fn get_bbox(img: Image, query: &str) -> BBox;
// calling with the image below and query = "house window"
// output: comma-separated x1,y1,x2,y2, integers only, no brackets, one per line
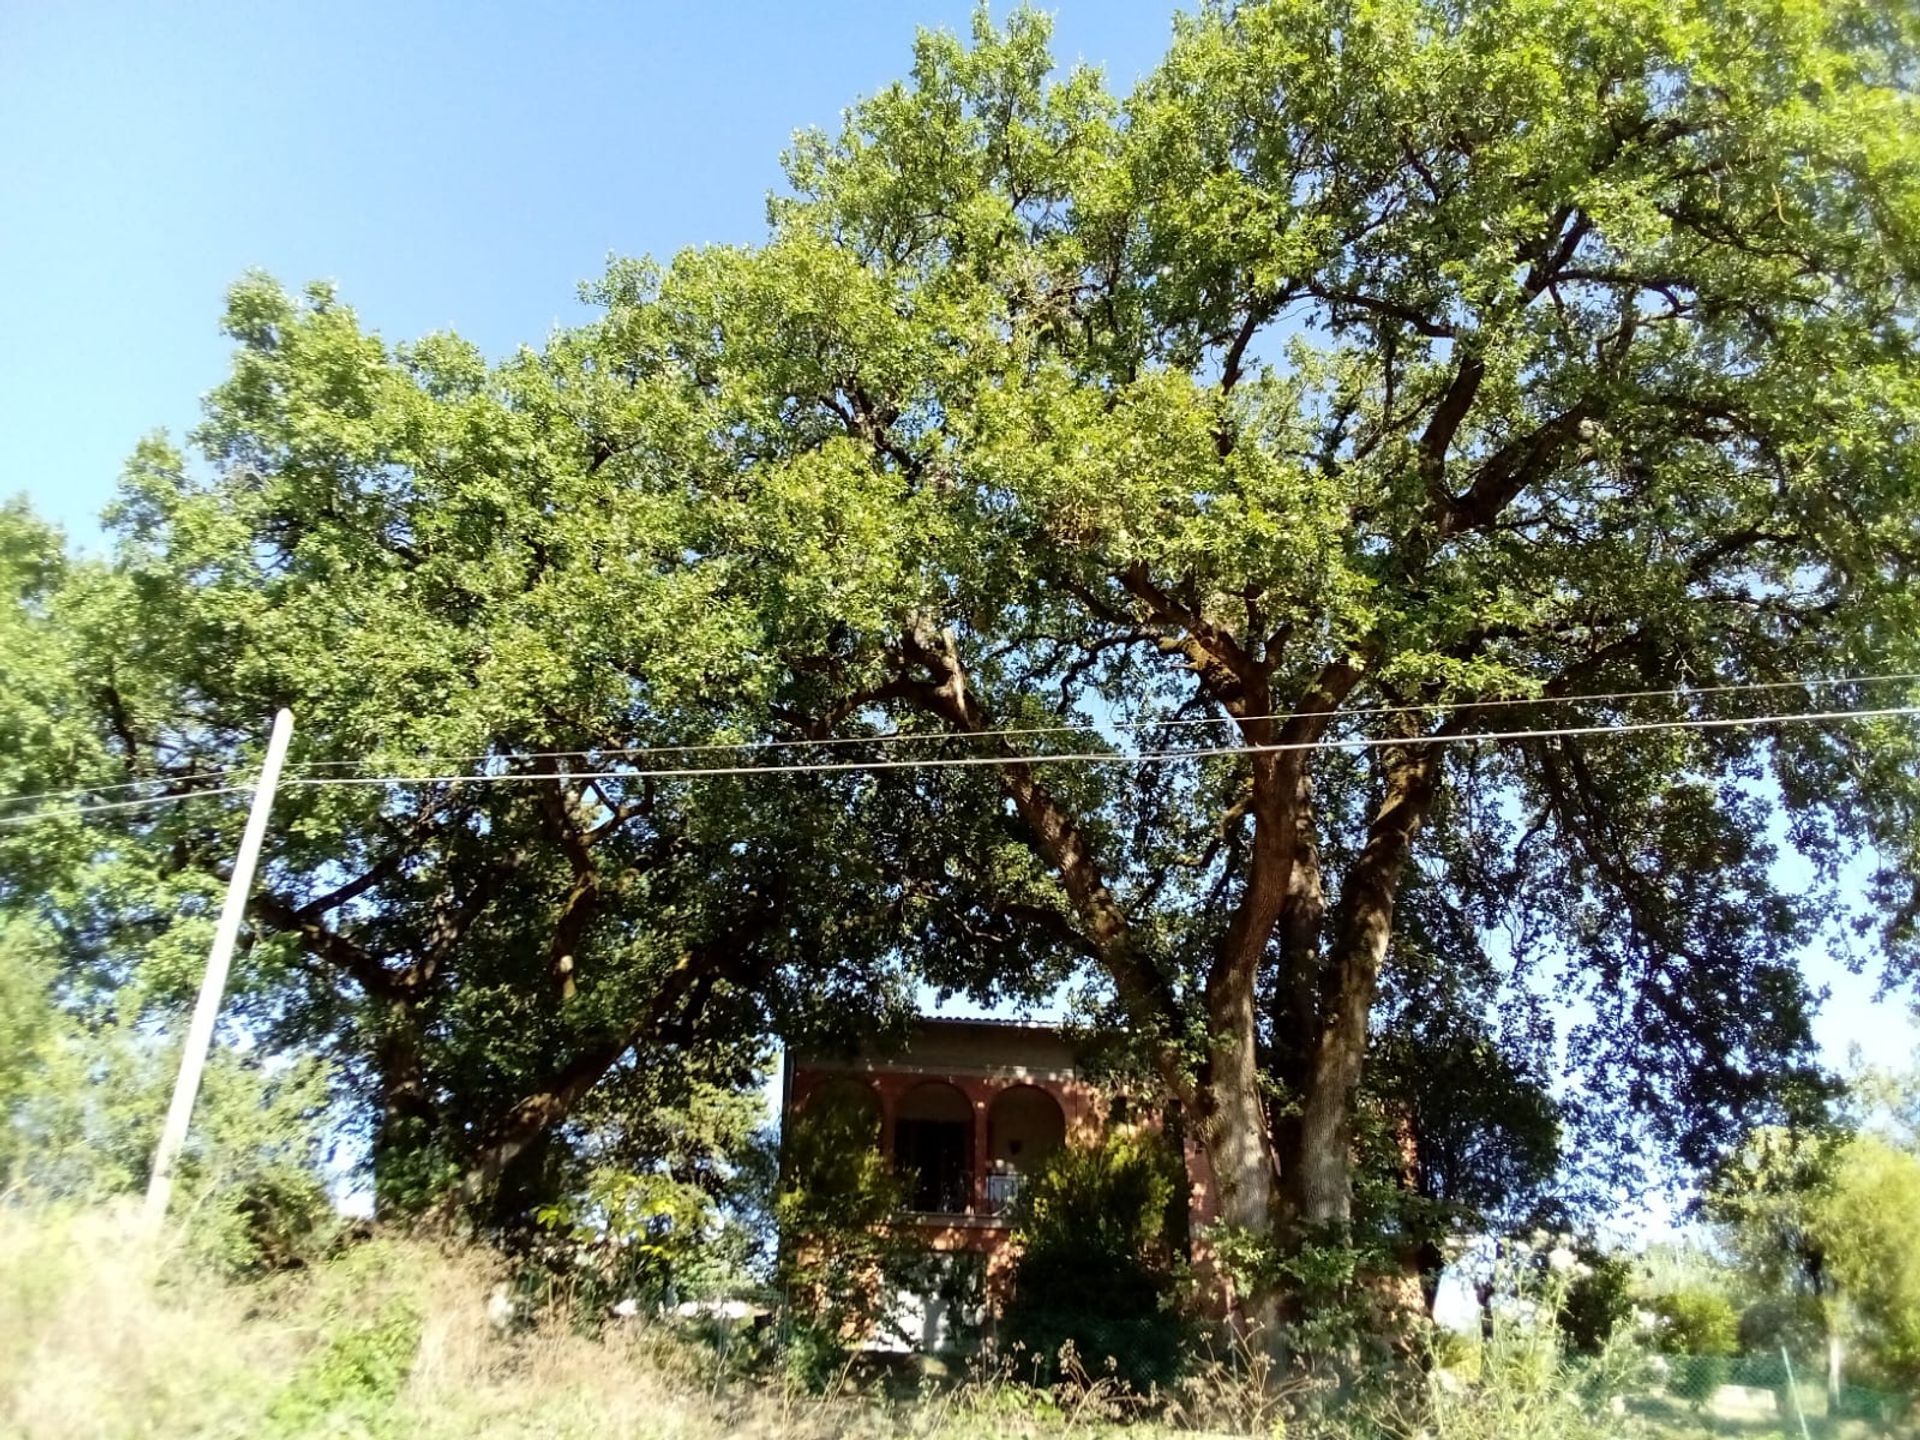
893,1080,972,1214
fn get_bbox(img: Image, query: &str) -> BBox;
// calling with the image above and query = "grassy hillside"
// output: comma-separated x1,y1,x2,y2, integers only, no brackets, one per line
3,1206,1910,1440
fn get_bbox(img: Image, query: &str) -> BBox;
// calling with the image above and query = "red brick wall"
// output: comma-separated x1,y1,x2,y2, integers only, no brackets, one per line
787,1055,1223,1302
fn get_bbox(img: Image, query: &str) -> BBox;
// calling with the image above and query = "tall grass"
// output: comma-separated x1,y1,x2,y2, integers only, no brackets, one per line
1,1205,741,1439
2,1203,1122,1439
11,1204,1906,1439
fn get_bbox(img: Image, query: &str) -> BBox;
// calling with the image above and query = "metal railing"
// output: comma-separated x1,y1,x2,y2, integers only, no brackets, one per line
985,1172,1024,1216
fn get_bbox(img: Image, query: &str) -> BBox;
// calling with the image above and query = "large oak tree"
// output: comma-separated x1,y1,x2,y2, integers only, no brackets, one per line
598,0,1919,1266
5,0,1918,1319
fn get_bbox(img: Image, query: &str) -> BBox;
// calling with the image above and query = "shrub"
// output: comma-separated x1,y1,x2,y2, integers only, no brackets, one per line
773,1084,913,1384
265,1292,422,1435
1737,1292,1825,1358
1000,1130,1190,1393
1555,1249,1634,1355
0,931,340,1281
531,1167,756,1318
1647,1287,1740,1357
1365,1246,1652,1440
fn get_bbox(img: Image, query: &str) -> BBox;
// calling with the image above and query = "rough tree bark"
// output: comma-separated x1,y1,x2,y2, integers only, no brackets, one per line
1287,744,1443,1227
892,615,1450,1296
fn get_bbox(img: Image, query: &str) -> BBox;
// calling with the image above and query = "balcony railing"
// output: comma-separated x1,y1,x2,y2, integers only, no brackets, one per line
984,1171,1024,1217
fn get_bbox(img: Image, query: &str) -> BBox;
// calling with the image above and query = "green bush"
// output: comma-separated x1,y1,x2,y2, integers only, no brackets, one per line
773,1085,913,1384
532,1167,756,1317
1647,1287,1740,1357
1737,1292,1825,1358
1555,1250,1633,1355
1390,1247,1653,1440
265,1294,422,1437
1001,1130,1190,1393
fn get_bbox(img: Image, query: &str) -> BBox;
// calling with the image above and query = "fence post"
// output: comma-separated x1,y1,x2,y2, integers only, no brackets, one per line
1780,1345,1813,1440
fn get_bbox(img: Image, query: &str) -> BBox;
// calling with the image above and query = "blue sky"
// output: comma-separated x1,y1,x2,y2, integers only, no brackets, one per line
0,0,1174,540
3,1,1913,1081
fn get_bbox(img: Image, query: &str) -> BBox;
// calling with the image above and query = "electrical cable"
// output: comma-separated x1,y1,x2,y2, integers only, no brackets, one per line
282,703,1920,788
4,699,1915,827
276,669,1920,774
0,768,246,808
0,785,255,828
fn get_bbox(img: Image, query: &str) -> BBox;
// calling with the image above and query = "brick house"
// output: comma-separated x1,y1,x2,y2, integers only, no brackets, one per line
782,1016,1217,1349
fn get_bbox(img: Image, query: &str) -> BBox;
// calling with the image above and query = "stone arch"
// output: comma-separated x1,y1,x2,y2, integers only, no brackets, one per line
799,1075,882,1139
893,1080,973,1214
986,1084,1065,1213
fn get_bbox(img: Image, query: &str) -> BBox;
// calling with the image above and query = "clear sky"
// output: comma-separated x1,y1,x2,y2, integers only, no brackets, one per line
0,1,1176,541
3,0,1912,1085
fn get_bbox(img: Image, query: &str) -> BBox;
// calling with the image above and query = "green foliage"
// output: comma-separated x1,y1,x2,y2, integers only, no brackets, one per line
1003,1131,1190,1392
1013,1129,1180,1267
1,914,338,1275
1555,1249,1634,1357
1711,1102,1920,1392
4,260,945,1227
524,1062,777,1315
1402,1245,1651,1440
1362,945,1563,1310
773,1085,913,1383
6,0,1920,1339
1811,1133,1920,1389
1646,1288,1740,1358
17,1194,1920,1438
265,1293,422,1438
534,1172,724,1310
1737,1292,1827,1357
1416,1329,1646,1440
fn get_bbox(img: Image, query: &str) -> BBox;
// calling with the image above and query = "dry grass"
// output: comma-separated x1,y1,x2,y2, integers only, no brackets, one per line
0,1204,723,1440
0,1204,1164,1440
30,1205,1891,1440
0,1203,291,1438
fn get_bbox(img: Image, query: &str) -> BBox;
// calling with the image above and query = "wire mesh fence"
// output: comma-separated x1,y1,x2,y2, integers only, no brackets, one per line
1633,1351,1910,1436
892,1316,1920,1439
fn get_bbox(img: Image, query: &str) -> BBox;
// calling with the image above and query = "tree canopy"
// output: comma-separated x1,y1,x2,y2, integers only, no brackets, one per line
1710,1073,1920,1393
3,0,1919,1324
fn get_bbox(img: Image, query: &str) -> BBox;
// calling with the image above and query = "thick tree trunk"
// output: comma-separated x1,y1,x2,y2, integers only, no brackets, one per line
1198,744,1296,1246
1199,993,1286,1341
897,624,1446,1330
1200,961,1278,1238
1291,1017,1367,1226
371,999,439,1217
1161,1099,1194,1263
1286,746,1441,1228
539,779,602,1004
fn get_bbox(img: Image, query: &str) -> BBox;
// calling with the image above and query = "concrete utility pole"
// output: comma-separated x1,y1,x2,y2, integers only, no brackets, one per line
142,708,295,1238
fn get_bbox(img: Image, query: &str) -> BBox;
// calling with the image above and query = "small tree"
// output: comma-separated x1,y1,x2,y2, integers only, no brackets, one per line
1555,1249,1635,1357
773,1087,911,1382
1647,1289,1740,1359
1711,1117,1920,1398
1002,1130,1189,1391
526,1063,775,1317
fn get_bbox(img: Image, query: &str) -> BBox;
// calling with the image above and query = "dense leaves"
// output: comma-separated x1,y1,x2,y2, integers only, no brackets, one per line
3,2,1918,1331
1003,1130,1191,1390
1711,1087,1920,1392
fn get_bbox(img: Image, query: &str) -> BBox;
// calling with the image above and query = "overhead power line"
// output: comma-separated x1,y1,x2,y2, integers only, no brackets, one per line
3,699,1916,830
11,672,1916,804
278,668,1920,775
278,704,1920,788
0,785,253,828
0,768,248,808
